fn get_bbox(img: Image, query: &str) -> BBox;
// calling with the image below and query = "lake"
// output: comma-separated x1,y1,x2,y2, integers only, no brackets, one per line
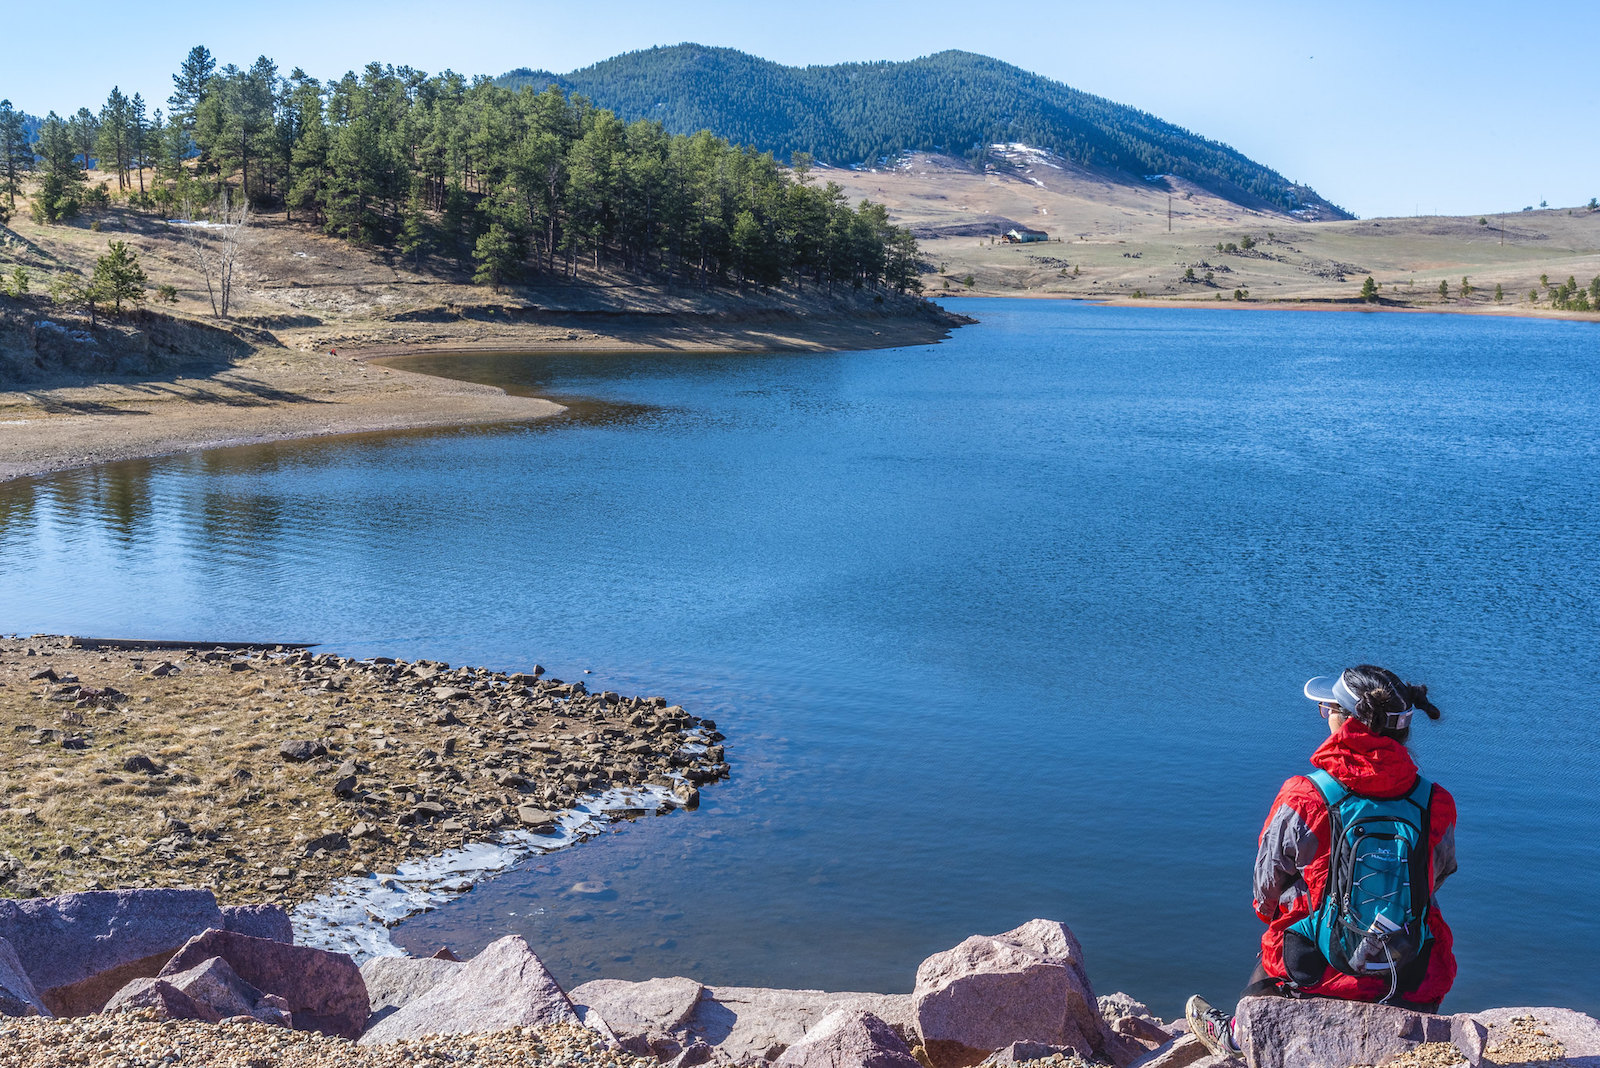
3,298,1597,1016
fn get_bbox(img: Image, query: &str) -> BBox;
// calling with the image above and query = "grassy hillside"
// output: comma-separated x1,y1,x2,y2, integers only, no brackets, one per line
499,45,1347,218
815,153,1600,311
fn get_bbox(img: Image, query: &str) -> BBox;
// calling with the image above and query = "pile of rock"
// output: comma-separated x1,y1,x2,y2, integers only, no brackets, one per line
2,891,1598,1068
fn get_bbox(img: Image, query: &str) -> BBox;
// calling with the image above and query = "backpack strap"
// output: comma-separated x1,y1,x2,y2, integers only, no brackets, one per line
1407,776,1435,920
1305,768,1347,807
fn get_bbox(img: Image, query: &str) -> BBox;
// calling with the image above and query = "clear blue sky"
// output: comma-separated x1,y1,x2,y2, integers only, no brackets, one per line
5,0,1594,220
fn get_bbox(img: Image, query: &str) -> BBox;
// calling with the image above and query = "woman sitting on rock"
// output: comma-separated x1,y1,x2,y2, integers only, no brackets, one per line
1186,665,1456,1058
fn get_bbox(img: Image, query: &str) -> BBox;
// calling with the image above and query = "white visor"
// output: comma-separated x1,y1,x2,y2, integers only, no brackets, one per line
1304,673,1414,730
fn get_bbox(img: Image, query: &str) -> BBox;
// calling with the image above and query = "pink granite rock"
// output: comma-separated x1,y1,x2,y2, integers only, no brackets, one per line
357,935,577,1044
219,904,293,944
571,975,705,1039
0,889,223,1016
1127,1034,1238,1068
912,919,1108,1068
103,977,217,1022
0,936,49,1018
1233,995,1485,1068
1472,1007,1600,1061
359,955,465,1026
773,1009,921,1068
159,929,366,1038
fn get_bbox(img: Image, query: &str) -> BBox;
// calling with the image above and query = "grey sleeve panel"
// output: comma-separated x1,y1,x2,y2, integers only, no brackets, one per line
1254,802,1319,919
1433,824,1458,890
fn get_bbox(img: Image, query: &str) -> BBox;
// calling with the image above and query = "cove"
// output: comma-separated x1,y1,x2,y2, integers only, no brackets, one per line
2,299,1597,1016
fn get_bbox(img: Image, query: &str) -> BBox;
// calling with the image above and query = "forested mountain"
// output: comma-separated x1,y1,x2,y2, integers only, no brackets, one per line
7,50,924,297
500,46,1347,217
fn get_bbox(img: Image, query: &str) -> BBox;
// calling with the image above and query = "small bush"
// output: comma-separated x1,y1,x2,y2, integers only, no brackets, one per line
1,266,28,298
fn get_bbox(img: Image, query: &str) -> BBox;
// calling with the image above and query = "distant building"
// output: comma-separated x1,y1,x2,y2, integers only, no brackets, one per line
1002,227,1049,243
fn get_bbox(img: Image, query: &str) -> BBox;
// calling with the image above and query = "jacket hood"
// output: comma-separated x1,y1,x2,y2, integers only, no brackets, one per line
1310,719,1420,797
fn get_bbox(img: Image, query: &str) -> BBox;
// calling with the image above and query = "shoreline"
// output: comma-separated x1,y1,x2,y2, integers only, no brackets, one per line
0,314,959,486
944,290,1600,322
0,635,728,909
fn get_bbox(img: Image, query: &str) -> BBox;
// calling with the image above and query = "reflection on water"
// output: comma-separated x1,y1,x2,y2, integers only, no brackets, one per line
3,302,1599,1016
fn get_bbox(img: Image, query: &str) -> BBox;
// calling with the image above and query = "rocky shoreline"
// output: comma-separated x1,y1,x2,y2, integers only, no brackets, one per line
0,635,728,907
0,894,1593,1068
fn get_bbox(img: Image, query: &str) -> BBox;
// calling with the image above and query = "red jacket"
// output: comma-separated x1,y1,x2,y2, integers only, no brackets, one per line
1253,720,1458,1003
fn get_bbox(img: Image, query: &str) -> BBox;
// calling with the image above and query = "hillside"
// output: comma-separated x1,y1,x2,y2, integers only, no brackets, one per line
812,149,1600,311
498,45,1347,218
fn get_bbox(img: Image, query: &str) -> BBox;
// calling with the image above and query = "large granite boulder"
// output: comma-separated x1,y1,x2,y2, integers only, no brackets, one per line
358,935,577,1045
0,936,49,1018
772,1009,921,1068
360,955,465,1026
0,889,223,1015
220,904,293,944
572,976,706,1056
1233,995,1487,1068
159,928,366,1038
570,978,914,1063
912,919,1108,1068
701,987,912,1063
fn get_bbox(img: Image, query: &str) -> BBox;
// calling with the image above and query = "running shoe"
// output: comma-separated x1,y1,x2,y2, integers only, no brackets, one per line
1185,993,1239,1056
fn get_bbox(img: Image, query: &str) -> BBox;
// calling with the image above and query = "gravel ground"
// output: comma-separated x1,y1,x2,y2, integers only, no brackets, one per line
0,1014,655,1068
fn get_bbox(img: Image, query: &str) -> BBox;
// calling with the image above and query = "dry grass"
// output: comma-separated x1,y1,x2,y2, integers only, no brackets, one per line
822,152,1600,315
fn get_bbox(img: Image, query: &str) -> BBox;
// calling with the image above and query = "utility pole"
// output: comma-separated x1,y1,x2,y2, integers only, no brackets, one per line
1168,194,1172,233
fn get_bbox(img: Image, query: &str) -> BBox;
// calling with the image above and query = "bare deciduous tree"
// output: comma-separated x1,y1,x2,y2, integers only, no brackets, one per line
181,190,251,318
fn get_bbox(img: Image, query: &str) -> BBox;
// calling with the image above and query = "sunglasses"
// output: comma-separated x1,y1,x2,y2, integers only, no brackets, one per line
1318,701,1346,719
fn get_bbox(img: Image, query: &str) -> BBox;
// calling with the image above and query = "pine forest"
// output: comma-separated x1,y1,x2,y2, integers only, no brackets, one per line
0,47,926,296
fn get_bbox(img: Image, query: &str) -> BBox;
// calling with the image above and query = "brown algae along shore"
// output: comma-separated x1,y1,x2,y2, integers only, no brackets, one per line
0,635,729,919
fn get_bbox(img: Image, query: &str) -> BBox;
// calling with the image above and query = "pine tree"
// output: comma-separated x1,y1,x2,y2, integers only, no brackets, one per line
472,222,519,287
168,45,216,140
0,100,30,210
96,86,133,191
1360,276,1378,302
92,240,148,313
71,107,99,171
31,112,87,222
129,94,149,199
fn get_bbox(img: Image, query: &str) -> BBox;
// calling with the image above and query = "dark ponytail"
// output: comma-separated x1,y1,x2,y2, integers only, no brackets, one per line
1343,664,1441,744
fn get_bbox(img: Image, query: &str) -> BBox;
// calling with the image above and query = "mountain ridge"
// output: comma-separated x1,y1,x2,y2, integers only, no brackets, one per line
498,45,1350,219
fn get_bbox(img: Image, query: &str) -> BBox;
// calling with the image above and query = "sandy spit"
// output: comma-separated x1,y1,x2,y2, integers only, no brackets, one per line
0,315,958,485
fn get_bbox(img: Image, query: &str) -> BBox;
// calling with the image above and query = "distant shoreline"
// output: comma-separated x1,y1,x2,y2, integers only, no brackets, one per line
942,291,1600,323
0,313,961,485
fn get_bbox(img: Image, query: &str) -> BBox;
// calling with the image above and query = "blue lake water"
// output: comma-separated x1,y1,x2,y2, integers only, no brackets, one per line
3,298,1598,1016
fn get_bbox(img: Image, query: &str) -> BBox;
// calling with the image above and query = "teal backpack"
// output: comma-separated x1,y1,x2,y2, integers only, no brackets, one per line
1289,769,1435,983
